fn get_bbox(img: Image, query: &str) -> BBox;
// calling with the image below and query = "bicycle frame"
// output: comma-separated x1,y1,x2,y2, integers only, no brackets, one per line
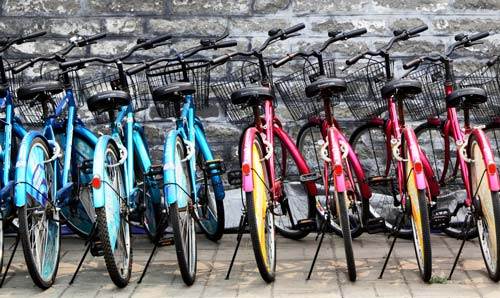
241,99,317,198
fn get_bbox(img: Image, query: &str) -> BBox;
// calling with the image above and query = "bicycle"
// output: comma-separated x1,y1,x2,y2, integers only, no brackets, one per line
59,34,172,287
10,32,107,289
211,23,319,283
272,27,379,281
126,36,236,285
346,25,437,282
404,32,500,281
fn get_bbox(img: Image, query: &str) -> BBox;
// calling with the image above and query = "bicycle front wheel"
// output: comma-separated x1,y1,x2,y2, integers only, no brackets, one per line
405,151,432,282
95,141,131,288
335,191,357,281
469,134,500,281
17,136,60,289
246,136,276,283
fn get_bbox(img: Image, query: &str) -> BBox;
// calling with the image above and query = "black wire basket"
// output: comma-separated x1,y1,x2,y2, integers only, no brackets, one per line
80,65,149,124
341,59,393,121
13,63,82,127
404,62,447,121
460,61,500,123
146,61,210,118
211,60,273,125
274,59,340,121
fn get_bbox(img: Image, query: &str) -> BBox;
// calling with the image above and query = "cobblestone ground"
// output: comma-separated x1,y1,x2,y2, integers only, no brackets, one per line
0,233,499,298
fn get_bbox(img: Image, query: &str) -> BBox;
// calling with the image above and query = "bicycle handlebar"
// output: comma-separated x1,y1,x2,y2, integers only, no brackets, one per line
346,25,428,66
273,27,367,68
0,31,47,53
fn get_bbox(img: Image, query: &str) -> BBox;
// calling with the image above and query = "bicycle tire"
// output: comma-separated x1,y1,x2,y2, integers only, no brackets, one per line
469,133,500,281
336,191,357,281
246,135,276,283
17,136,60,289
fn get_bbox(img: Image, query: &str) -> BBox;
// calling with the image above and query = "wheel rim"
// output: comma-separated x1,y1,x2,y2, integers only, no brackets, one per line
471,140,498,273
26,142,59,282
103,146,129,278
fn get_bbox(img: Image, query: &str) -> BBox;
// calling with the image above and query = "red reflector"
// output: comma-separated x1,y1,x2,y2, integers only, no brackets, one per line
91,175,102,189
488,163,497,175
242,163,251,176
414,161,423,174
334,164,343,176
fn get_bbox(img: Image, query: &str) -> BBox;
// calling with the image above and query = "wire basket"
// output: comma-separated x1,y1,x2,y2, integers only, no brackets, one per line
341,60,393,121
146,61,210,118
460,61,500,123
13,63,82,127
274,59,340,121
404,62,447,121
80,65,149,124
211,60,273,125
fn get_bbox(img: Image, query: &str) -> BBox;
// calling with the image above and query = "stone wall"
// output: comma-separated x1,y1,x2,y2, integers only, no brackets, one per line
0,0,499,170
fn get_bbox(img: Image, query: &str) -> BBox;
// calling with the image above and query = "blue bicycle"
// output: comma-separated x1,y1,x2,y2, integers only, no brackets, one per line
123,36,235,285
61,34,173,287
11,32,106,289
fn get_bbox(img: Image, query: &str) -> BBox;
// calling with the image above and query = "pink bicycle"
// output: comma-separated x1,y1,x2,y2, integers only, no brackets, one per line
404,32,500,281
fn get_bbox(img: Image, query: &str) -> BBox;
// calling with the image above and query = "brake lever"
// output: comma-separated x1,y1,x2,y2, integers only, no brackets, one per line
464,41,483,47
215,32,229,43
282,32,300,40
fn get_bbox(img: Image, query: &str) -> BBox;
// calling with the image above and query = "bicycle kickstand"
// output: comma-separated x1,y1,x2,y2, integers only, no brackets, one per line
0,234,20,288
448,213,472,280
69,222,97,285
379,212,406,279
226,211,247,280
138,243,159,284
307,221,326,280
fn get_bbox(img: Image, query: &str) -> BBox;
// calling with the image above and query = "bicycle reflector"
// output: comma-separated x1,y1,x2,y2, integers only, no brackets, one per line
242,163,251,176
333,164,343,176
414,161,423,174
91,175,102,189
488,162,497,175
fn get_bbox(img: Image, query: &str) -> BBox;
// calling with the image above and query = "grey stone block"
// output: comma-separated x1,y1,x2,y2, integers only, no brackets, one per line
171,0,250,15
2,0,81,16
88,0,164,14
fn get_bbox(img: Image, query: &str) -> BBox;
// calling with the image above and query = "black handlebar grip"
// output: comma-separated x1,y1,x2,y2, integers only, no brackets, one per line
346,53,365,65
214,40,237,49
126,63,148,75
60,58,92,69
284,23,305,35
343,28,368,39
273,53,297,68
22,31,47,41
408,25,428,36
403,58,421,70
84,33,106,44
145,34,172,47
487,56,499,67
12,60,33,73
469,31,489,42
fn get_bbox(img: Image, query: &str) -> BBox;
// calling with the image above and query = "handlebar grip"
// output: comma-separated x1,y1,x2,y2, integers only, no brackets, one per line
22,31,47,41
469,31,489,42
60,58,93,69
84,33,106,44
408,25,428,36
126,63,148,75
343,28,367,39
403,58,421,70
284,23,305,35
346,53,365,65
273,53,297,68
143,34,172,47
12,60,33,73
212,54,230,65
214,40,237,49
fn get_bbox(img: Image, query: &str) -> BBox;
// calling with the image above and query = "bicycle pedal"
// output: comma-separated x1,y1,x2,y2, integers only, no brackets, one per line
431,208,451,229
157,237,174,247
367,176,395,185
365,217,386,234
227,170,242,186
296,218,317,232
90,240,104,257
204,159,226,177
300,172,321,183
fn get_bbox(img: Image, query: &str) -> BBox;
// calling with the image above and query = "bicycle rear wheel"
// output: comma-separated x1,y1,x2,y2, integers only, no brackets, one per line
469,134,500,281
485,122,500,167
170,137,197,285
17,136,60,289
95,141,131,288
246,135,276,283
405,149,432,282
349,122,412,238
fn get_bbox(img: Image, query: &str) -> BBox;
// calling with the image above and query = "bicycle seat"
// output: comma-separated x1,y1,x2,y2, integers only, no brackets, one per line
0,84,7,98
445,87,487,109
305,77,347,98
152,81,195,103
16,80,64,102
231,86,274,106
381,79,422,99
87,90,131,112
